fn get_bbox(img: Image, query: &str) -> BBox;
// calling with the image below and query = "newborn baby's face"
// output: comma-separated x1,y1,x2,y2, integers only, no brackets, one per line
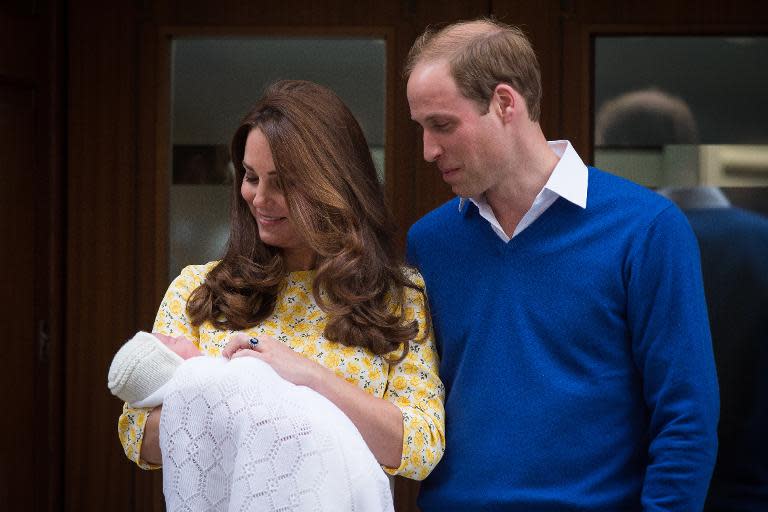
154,333,202,359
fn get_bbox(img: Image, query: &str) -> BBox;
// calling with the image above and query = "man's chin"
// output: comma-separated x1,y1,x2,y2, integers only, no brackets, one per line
449,182,470,197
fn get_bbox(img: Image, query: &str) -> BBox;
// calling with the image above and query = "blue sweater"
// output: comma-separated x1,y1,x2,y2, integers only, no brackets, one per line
407,168,719,511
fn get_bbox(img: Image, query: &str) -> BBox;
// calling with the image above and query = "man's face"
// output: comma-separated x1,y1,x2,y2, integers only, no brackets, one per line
407,60,508,198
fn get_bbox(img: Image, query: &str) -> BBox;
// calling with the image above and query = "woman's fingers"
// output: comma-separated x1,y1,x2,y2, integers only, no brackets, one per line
231,348,260,359
222,332,249,358
222,332,277,358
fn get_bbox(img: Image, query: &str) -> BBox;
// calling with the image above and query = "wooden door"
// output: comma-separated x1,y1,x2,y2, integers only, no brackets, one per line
0,78,40,511
67,1,491,511
0,2,63,510
67,1,768,511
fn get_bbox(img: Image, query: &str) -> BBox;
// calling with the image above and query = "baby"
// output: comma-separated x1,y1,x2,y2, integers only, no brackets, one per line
107,331,394,512
108,331,202,408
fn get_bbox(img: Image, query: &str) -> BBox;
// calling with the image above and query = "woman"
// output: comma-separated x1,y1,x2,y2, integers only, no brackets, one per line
118,80,445,485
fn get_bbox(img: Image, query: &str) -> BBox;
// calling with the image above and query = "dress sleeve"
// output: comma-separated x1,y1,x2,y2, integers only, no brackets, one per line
382,270,446,480
116,264,206,469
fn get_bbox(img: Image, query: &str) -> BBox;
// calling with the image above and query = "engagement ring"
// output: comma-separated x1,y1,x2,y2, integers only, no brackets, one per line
248,336,260,348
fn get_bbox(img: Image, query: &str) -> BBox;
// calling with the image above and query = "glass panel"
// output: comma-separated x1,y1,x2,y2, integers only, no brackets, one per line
169,37,386,279
593,36,768,191
593,36,768,507
595,36,768,146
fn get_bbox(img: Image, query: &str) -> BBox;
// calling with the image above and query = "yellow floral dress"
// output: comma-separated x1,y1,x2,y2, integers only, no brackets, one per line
118,262,445,480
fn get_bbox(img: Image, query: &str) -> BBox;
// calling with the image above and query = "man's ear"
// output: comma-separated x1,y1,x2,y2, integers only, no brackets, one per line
493,83,520,121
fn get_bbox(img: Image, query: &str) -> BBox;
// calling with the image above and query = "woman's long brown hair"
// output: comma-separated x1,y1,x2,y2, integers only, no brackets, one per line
187,80,421,360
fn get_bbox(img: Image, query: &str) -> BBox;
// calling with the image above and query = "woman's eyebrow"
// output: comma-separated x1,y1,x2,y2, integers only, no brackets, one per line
242,161,277,175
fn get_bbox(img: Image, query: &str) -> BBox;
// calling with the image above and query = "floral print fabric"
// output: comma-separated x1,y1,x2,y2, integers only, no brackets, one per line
118,262,445,480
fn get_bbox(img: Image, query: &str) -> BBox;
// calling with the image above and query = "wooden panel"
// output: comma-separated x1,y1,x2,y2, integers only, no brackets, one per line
403,2,493,227
66,1,141,510
131,20,167,511
0,2,64,510
0,12,40,82
0,83,38,509
38,2,66,509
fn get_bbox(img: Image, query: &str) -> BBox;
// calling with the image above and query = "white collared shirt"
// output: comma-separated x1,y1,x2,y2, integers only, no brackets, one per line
458,140,589,242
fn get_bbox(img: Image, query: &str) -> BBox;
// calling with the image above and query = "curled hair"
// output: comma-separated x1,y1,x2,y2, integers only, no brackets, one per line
187,80,422,360
405,18,542,121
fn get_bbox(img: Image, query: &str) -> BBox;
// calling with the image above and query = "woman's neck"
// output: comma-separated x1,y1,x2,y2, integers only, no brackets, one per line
282,247,316,272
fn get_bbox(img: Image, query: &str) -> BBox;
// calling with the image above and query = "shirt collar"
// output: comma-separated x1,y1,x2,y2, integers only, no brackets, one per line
458,140,588,212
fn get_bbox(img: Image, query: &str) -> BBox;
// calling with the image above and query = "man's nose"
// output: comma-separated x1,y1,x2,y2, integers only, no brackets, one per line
423,131,443,162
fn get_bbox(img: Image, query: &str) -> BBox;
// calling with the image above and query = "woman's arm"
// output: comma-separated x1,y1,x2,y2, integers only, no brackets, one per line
311,367,404,468
116,264,208,468
223,270,446,479
139,406,162,465
378,272,446,480
117,404,161,469
226,334,404,467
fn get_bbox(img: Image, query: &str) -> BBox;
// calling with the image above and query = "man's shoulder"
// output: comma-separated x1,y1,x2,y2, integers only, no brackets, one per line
588,166,674,217
587,168,707,266
408,197,462,237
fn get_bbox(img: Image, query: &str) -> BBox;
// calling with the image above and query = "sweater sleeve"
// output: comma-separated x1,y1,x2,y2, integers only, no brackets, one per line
117,264,207,469
382,270,446,480
626,205,719,511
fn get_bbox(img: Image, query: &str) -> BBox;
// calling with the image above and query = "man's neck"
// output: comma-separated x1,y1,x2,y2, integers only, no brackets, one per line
485,131,559,236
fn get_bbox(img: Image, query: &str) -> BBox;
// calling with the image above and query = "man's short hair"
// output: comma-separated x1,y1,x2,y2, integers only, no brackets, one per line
405,18,542,122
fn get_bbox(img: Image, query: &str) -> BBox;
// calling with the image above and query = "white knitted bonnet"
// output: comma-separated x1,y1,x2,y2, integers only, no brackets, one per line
107,331,184,405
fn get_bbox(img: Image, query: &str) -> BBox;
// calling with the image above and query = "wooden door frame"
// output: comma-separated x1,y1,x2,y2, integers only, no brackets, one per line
561,4,768,160
565,23,768,160
136,22,409,508
149,25,398,292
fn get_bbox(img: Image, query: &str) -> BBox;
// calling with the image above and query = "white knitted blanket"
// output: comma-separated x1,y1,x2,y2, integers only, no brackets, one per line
159,356,394,512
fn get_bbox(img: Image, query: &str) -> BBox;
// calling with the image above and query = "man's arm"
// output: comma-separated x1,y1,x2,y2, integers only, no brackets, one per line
628,205,719,511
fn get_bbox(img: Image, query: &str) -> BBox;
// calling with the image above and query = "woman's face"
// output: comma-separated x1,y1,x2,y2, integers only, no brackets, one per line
240,128,315,271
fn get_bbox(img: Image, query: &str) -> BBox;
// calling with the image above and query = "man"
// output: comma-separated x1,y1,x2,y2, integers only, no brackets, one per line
662,187,768,512
598,86,768,510
405,19,719,511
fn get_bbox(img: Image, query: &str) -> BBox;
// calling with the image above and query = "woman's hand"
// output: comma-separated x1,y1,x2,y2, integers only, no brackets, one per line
222,332,324,388
223,332,403,468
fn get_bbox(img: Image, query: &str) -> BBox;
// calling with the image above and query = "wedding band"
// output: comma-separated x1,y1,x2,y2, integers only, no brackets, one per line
248,336,260,348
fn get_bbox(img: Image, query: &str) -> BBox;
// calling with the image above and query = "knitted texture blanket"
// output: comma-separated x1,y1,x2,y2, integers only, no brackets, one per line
159,356,393,512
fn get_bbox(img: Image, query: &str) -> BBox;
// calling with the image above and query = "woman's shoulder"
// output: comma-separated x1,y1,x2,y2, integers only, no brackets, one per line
399,265,426,289
172,261,220,288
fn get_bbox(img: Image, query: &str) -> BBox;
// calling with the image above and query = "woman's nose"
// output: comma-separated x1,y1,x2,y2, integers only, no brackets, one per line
251,183,269,207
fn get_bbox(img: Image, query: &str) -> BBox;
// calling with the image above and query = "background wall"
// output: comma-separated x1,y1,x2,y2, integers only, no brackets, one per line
1,1,766,510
